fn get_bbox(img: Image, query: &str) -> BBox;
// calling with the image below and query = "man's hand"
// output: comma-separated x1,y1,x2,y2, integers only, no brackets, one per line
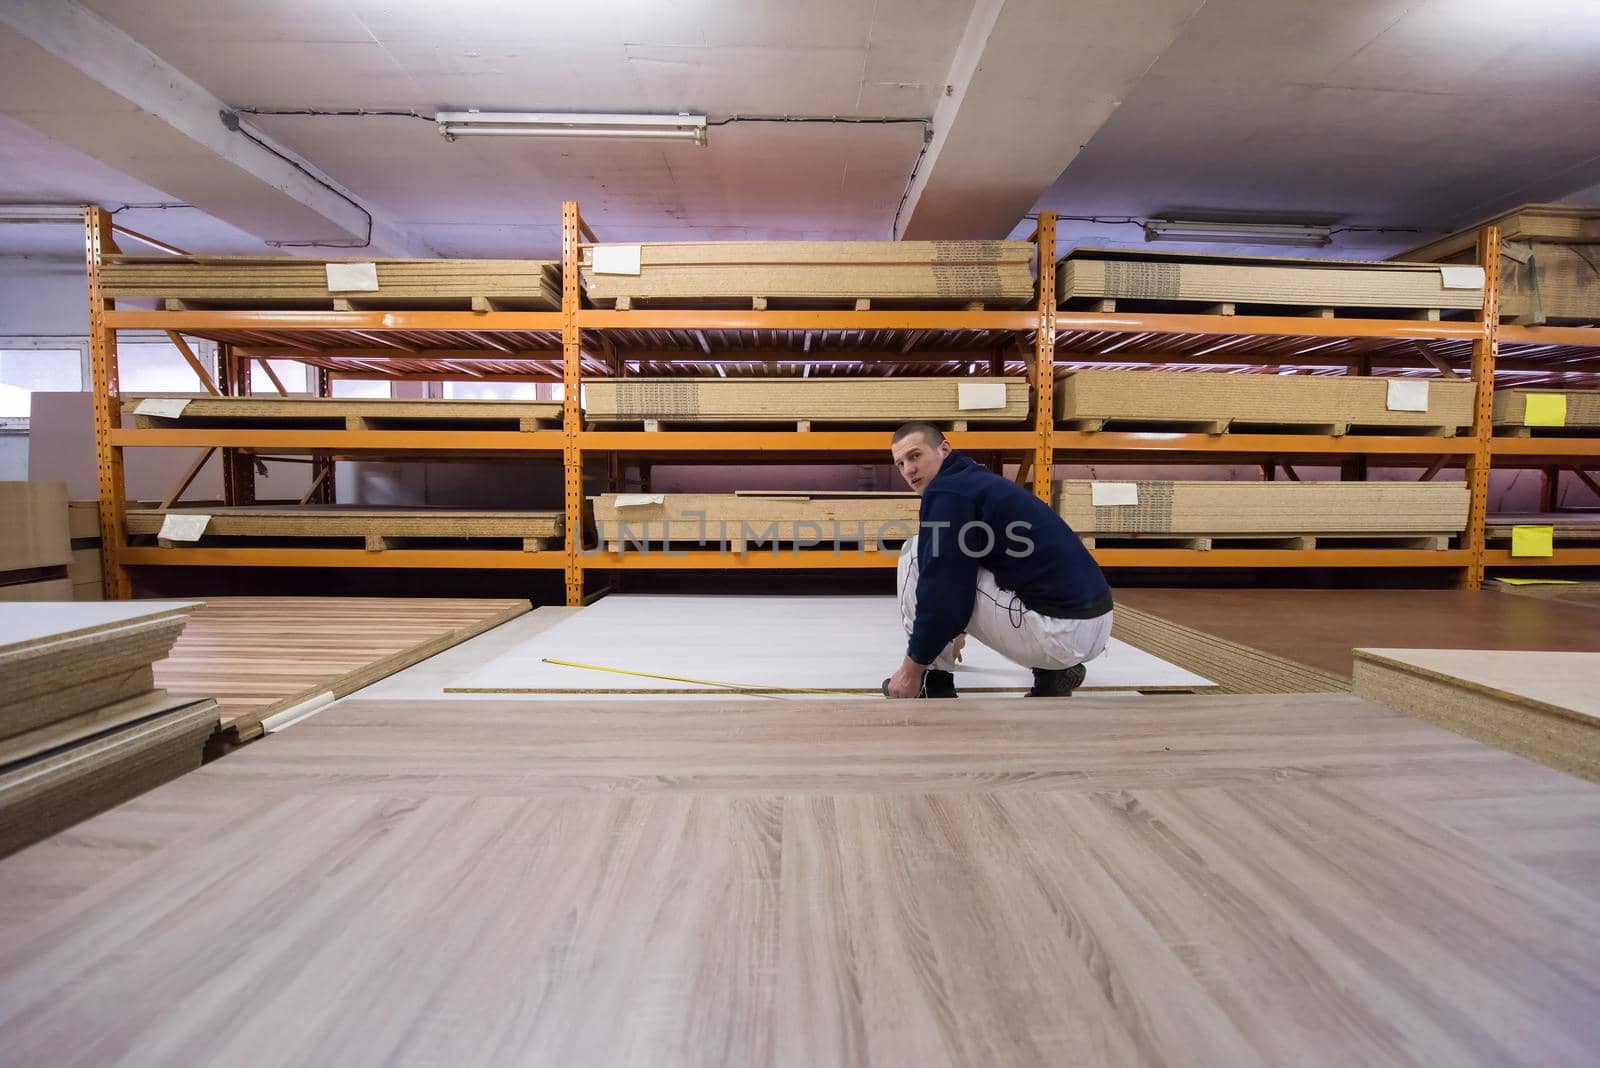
944,633,967,664
884,657,928,699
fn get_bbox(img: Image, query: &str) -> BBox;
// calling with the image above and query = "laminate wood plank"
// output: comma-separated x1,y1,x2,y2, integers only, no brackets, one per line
152,597,530,740
1112,588,1600,681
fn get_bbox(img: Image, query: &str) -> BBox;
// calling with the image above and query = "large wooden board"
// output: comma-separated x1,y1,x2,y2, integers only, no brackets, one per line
444,595,1211,695
152,597,530,742
0,482,70,575
581,240,1035,305
1493,387,1600,430
1353,649,1600,782
1,692,1597,1063
1111,588,1600,694
101,256,561,309
583,377,1029,424
1056,480,1468,537
593,493,918,548
126,506,563,542
1056,369,1476,431
123,395,563,430
1398,203,1600,263
1058,248,1484,310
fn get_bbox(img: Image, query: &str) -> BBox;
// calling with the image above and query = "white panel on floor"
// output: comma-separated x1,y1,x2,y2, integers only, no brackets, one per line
445,595,1211,694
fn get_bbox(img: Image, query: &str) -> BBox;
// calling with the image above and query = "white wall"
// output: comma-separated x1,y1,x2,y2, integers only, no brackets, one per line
0,257,88,478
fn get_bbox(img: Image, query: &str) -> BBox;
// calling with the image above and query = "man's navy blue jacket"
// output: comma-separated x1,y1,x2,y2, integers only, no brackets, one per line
907,450,1111,665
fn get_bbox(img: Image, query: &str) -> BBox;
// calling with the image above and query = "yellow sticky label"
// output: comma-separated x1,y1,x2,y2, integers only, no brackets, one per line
1523,393,1567,427
1510,525,1554,558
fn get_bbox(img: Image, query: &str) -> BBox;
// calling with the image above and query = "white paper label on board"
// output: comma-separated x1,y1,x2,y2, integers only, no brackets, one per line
325,262,379,292
158,513,211,542
133,397,190,418
612,494,665,508
957,382,1008,410
1386,379,1430,412
1091,482,1140,507
1438,265,1485,290
592,245,642,275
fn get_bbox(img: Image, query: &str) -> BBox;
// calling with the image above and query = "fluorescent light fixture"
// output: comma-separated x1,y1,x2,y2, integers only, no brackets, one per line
1143,219,1333,248
437,111,708,145
0,204,87,224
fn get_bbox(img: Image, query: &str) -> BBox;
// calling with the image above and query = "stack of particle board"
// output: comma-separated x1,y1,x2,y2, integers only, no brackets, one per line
1399,203,1600,323
1485,513,1600,544
100,256,561,310
1492,387,1600,432
1353,649,1600,783
1057,248,1485,313
0,482,72,601
1111,604,1349,695
583,377,1028,425
592,492,919,550
0,602,216,856
581,241,1035,306
125,505,563,549
68,502,103,600
122,395,563,431
1056,369,1475,432
1055,480,1469,543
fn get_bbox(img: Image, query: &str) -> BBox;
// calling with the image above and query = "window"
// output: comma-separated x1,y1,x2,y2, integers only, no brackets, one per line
250,358,311,394
331,378,392,398
0,347,83,418
119,341,216,393
443,380,541,400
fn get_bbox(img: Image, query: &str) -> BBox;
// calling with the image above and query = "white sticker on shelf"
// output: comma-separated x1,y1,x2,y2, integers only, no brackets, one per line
957,382,1008,410
158,513,211,542
1386,379,1430,412
1438,265,1485,290
133,398,190,419
613,494,665,508
1091,482,1140,507
325,262,379,292
591,245,642,275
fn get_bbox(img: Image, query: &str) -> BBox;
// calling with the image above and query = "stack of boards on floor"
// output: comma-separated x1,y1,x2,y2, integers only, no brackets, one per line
0,602,217,857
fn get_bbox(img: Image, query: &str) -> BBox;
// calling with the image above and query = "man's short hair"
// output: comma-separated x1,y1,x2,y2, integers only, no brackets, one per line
892,422,946,448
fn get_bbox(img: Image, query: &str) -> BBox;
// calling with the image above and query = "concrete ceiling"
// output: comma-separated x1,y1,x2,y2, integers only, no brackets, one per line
0,0,1598,262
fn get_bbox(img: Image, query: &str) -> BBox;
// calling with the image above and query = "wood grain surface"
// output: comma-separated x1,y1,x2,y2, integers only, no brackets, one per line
153,597,529,741
1,691,1597,1066
1113,588,1600,679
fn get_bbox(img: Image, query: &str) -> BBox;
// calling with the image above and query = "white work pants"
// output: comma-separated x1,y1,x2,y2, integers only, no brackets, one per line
897,535,1112,672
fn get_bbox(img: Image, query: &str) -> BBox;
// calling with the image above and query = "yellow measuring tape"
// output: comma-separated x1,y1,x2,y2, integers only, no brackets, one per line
540,657,867,698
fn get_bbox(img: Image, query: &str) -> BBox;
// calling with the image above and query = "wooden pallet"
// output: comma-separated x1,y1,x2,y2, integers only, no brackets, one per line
582,376,1030,427
1057,416,1460,437
604,295,1006,311
124,395,563,432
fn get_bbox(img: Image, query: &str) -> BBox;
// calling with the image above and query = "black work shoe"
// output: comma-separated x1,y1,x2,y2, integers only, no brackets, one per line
1028,663,1087,697
880,669,959,699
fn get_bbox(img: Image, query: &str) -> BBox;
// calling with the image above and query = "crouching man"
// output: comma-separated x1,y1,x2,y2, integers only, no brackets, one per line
883,422,1113,698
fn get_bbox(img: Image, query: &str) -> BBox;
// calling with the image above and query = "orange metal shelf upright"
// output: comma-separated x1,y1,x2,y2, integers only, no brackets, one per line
86,204,1600,602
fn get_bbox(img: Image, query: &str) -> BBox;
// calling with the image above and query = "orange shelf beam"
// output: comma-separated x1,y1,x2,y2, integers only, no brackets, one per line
1497,324,1600,348
578,309,1038,331
1491,437,1600,458
579,429,1035,452
118,547,568,569
1482,548,1600,567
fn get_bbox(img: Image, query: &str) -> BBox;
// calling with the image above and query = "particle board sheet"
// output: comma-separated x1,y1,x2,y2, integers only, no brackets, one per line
125,506,563,541
0,578,75,602
445,595,1210,695
0,482,70,573
3,693,1600,1064
592,493,918,546
1056,480,1469,536
1057,248,1484,310
1055,369,1475,431
153,597,530,742
122,394,563,429
0,603,196,738
1111,588,1600,694
0,697,216,858
1485,513,1600,541
100,256,561,308
1401,203,1600,262
581,240,1035,305
583,377,1029,423
1353,649,1600,783
1493,580,1600,611
1493,388,1600,429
